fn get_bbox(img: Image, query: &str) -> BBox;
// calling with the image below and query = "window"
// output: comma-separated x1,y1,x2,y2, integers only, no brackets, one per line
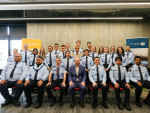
10,40,22,55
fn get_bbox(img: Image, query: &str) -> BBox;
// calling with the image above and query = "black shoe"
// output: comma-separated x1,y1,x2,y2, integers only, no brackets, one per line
58,100,63,106
79,100,85,108
64,92,68,96
136,102,142,107
92,101,97,109
50,98,56,107
35,102,42,109
70,101,75,109
144,99,150,106
13,101,20,107
25,101,32,108
124,102,131,111
1,100,12,107
102,101,108,109
118,102,123,110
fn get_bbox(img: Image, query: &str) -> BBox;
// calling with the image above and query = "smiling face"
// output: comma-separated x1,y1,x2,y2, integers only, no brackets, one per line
61,47,66,53
115,59,122,66
65,51,70,58
94,58,100,65
75,46,79,53
118,47,123,53
54,44,59,50
76,42,81,47
14,54,22,62
13,49,18,55
48,46,53,52
126,46,130,52
91,46,96,52
104,47,108,53
24,45,28,51
84,50,89,56
111,46,115,52
75,57,80,66
33,49,38,55
36,57,43,65
55,58,61,66
134,58,141,66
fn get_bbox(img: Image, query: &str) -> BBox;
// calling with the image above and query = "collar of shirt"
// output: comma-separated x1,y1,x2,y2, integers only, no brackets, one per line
115,65,122,68
93,64,100,68
135,64,142,68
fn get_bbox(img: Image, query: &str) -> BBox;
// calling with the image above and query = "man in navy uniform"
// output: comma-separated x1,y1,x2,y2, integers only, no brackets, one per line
69,57,86,108
0,53,28,107
128,56,150,107
109,56,131,111
24,56,49,109
89,57,108,109
46,57,67,107
20,44,32,65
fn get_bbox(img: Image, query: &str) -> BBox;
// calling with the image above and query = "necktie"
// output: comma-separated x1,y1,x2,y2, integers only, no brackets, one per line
118,66,121,84
34,70,38,81
105,54,107,65
63,53,65,58
92,53,94,60
77,52,78,55
97,66,99,83
25,51,27,63
55,50,57,54
10,62,18,78
32,55,36,66
49,53,52,67
138,67,143,81
127,52,129,63
86,56,88,69
112,52,114,65
66,58,69,71
57,67,59,81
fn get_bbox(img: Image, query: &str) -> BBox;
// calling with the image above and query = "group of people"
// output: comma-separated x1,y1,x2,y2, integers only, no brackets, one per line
0,40,150,111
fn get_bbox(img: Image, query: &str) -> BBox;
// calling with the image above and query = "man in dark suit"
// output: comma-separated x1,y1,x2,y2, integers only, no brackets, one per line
69,57,86,109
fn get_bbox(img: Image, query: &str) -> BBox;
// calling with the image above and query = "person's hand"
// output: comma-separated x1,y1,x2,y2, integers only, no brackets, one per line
127,64,129,66
81,81,85,86
125,83,130,89
49,67,52,71
115,83,120,88
69,81,74,86
137,81,142,86
17,79,22,84
67,72,69,74
101,82,106,86
24,80,30,86
86,69,89,72
92,82,98,87
105,68,109,71
37,80,43,86
46,82,51,86
0,80,7,84
61,82,66,87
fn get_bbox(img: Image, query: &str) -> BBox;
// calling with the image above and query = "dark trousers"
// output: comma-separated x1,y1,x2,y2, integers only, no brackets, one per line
69,81,86,101
45,80,66,101
24,79,46,103
112,81,130,103
90,81,107,102
0,81,24,102
126,64,134,71
86,72,90,93
65,73,69,94
130,80,150,102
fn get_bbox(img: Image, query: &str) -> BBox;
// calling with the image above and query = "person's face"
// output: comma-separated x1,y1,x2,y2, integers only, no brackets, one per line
33,49,38,55
84,51,89,56
75,58,80,66
76,42,80,47
61,47,66,53
126,46,130,52
91,46,95,52
104,48,108,53
24,45,28,51
111,47,115,52
48,47,53,52
100,47,103,52
14,54,22,62
36,58,43,65
94,58,100,65
66,44,70,49
118,47,122,53
13,49,18,55
65,52,70,58
75,47,79,53
40,48,44,53
115,59,122,66
135,58,141,66
54,45,59,50
55,58,61,66
87,43,91,48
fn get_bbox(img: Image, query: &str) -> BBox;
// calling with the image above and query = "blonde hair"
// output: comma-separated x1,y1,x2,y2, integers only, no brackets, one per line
104,47,109,53
91,45,97,52
110,46,116,54
76,40,81,44
39,46,46,60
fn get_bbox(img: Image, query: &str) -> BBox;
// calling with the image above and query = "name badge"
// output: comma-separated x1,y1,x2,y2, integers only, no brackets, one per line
92,69,95,70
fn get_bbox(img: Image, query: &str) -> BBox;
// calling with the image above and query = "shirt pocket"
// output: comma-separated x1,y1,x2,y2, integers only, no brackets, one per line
134,71,139,76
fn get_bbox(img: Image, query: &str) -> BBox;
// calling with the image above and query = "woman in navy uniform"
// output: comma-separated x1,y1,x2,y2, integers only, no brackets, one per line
98,46,104,58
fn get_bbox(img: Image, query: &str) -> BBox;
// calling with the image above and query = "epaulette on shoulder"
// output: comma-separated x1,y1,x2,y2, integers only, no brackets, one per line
129,65,133,68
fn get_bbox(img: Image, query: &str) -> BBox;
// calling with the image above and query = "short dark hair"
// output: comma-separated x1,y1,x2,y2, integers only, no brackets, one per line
87,42,91,45
54,43,59,46
84,49,89,53
36,56,43,60
76,40,81,44
61,45,66,48
134,56,141,60
94,56,99,60
115,56,122,61
65,50,70,54
48,46,53,49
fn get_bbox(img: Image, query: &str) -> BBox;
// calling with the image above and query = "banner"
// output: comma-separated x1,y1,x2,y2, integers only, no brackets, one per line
22,38,41,51
126,37,149,67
